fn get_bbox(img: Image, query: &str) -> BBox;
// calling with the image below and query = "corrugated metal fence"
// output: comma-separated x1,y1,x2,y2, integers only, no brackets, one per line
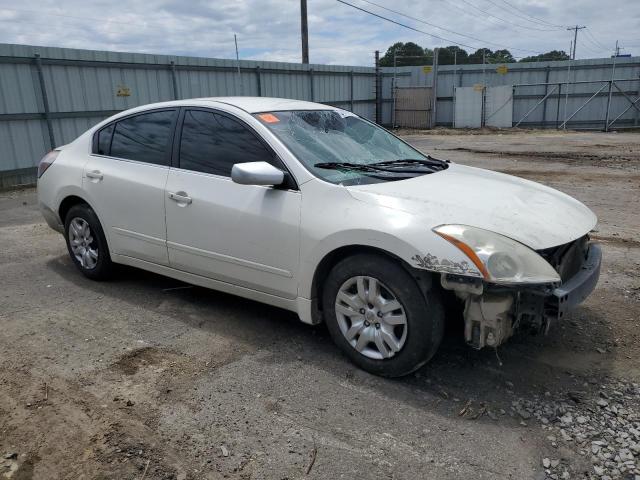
2,43,640,189
383,57,640,129
0,43,380,188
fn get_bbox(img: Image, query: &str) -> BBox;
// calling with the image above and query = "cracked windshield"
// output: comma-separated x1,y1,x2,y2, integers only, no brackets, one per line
255,110,447,185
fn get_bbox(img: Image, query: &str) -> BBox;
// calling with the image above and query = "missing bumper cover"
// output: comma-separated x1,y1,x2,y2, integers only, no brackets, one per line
439,242,602,350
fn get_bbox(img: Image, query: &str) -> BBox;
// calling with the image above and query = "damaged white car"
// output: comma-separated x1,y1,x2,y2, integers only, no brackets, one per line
37,97,601,377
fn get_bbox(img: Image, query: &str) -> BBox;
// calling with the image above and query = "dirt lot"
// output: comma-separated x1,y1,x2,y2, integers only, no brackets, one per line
1,130,639,480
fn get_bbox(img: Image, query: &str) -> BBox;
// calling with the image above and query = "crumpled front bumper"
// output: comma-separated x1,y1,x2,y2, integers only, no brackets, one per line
547,243,602,320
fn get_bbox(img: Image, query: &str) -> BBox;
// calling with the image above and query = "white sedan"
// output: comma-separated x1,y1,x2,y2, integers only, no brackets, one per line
37,97,601,377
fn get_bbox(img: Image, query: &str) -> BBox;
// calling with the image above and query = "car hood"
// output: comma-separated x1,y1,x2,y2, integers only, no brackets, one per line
346,163,597,250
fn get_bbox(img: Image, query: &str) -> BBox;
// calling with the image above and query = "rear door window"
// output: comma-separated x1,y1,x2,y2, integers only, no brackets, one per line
109,110,176,165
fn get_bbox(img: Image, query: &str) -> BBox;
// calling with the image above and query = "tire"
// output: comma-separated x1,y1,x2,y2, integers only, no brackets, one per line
64,203,113,280
322,253,444,377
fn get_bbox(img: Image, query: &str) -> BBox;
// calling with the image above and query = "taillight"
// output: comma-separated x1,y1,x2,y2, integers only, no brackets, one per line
37,150,60,178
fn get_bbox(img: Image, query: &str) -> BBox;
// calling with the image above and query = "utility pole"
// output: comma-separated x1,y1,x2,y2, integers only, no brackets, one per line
482,49,486,87
431,48,439,129
481,49,486,127
374,50,382,124
567,25,586,60
300,0,309,64
453,49,457,99
234,34,243,95
392,47,397,128
562,40,572,129
605,40,619,131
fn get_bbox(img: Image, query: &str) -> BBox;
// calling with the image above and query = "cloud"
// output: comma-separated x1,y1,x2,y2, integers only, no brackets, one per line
0,0,636,65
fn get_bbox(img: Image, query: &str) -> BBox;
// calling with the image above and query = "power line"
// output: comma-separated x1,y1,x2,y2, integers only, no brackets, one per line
583,28,609,51
581,33,610,54
482,0,564,29
335,0,478,50
492,0,566,29
440,0,543,36
356,0,542,54
441,0,500,25
455,0,561,32
579,40,606,56
337,0,555,60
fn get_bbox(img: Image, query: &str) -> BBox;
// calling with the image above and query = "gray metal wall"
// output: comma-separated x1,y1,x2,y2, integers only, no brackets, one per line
382,57,640,129
3,42,639,189
0,43,378,187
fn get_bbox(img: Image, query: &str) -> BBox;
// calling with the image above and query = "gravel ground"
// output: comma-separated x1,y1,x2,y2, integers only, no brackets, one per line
1,129,639,480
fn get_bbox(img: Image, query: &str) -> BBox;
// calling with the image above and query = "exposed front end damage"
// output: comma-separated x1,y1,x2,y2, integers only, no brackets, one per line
438,237,602,350
440,275,548,349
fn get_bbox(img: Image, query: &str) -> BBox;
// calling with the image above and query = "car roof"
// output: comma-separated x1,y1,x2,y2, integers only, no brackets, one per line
88,96,342,142
202,97,334,113
88,97,343,137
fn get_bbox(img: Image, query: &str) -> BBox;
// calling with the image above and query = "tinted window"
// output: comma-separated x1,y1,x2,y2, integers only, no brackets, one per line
110,110,175,165
179,110,273,176
96,124,114,155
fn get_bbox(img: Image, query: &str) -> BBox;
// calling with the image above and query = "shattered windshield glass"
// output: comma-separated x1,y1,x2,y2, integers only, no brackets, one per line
254,110,446,185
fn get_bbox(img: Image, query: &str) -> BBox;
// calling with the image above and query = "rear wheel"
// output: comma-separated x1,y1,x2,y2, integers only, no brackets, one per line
322,253,444,377
64,204,113,280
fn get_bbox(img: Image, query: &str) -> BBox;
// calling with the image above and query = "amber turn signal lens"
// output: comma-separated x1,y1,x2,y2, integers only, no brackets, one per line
434,230,490,279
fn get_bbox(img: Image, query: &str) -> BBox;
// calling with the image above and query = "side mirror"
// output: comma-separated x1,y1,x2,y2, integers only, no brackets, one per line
231,161,285,186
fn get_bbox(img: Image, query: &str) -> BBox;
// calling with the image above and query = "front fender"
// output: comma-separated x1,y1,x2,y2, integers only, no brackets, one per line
297,180,482,299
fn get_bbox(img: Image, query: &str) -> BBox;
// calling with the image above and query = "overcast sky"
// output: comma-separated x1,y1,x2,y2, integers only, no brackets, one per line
0,0,638,66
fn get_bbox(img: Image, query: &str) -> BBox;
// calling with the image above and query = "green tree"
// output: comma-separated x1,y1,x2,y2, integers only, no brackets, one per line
379,42,527,66
379,42,432,66
519,50,570,62
423,47,434,63
437,46,469,65
464,48,515,64
467,48,492,64
491,49,515,63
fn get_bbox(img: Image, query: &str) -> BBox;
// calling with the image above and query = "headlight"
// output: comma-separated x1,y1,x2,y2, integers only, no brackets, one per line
433,224,560,284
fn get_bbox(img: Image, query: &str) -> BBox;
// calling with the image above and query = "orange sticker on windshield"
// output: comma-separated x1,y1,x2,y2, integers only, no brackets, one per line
258,113,280,123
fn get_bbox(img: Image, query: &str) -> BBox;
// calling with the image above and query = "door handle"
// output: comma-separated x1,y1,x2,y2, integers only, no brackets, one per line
86,170,103,181
168,191,193,205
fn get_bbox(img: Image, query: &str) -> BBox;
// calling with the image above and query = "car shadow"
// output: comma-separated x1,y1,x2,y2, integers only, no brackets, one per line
46,255,616,418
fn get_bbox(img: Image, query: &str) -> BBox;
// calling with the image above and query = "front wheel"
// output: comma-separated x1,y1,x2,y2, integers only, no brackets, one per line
322,254,444,377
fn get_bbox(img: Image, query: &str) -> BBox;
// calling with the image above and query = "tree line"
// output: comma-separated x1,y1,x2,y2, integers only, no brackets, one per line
379,42,570,66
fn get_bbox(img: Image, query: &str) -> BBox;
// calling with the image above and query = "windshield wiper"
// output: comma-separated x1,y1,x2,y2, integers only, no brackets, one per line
314,162,415,179
372,157,448,171
315,161,380,172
